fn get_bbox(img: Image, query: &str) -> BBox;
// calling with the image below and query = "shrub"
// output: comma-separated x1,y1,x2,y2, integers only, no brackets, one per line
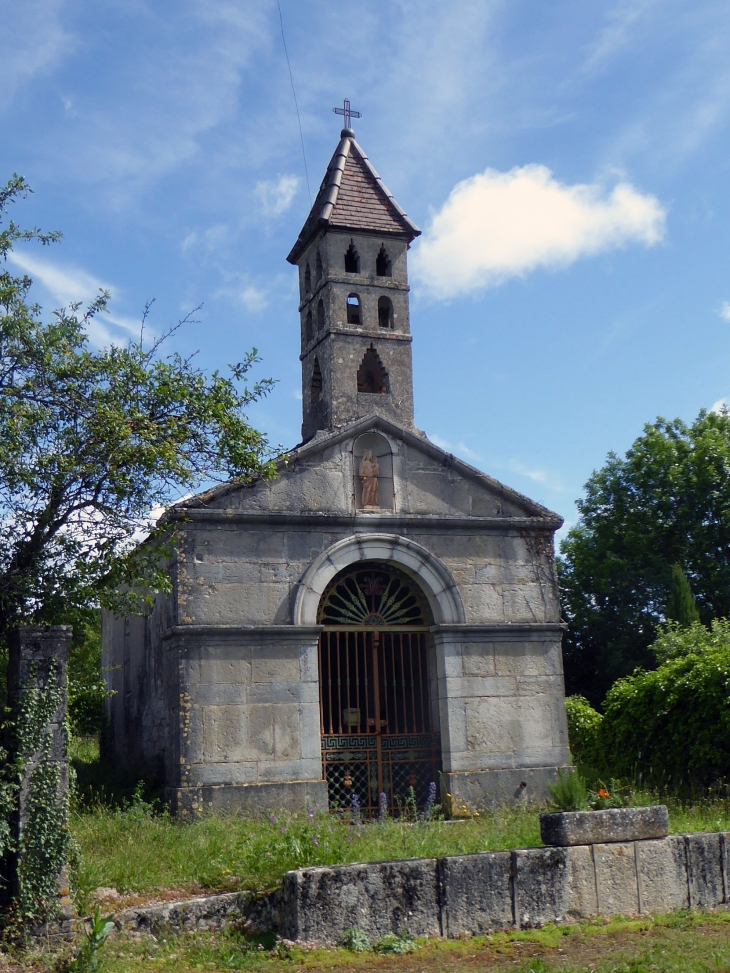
547,769,589,811
599,621,730,789
565,695,603,768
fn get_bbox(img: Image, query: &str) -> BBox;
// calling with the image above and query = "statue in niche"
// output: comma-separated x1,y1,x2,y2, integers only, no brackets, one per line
359,450,380,507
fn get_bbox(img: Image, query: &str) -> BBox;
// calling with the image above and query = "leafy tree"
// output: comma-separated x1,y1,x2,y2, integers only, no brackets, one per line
0,174,277,637
559,408,730,704
666,563,700,627
598,620,730,790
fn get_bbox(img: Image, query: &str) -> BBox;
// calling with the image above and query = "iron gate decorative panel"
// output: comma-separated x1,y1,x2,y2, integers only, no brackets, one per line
318,564,441,817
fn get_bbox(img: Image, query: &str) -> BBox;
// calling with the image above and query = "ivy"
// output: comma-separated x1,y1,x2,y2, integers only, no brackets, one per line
0,660,70,924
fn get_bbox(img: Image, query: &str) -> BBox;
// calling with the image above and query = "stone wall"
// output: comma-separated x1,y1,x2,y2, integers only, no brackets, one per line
274,831,730,944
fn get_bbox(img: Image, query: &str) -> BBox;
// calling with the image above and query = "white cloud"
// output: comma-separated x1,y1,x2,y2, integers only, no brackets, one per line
239,285,268,313
0,0,74,113
719,302,730,322
429,434,481,462
255,175,300,217
7,251,141,345
412,164,667,298
711,398,730,414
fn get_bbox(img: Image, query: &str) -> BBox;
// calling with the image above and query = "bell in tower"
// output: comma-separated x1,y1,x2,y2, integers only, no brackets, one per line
287,123,421,442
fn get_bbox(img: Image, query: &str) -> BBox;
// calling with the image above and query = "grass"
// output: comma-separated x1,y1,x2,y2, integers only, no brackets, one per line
15,910,730,973
67,736,730,917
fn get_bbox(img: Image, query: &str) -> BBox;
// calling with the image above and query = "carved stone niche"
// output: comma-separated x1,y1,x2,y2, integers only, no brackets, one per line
353,432,394,511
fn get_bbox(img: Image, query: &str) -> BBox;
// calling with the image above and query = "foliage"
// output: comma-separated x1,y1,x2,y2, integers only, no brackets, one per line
0,174,276,636
68,798,542,908
598,623,730,790
339,928,371,952
373,932,418,954
666,564,700,627
564,695,603,768
60,905,115,972
0,660,71,923
558,408,730,703
547,769,589,811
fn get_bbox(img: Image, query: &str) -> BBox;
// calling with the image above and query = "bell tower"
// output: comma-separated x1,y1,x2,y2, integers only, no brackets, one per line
287,125,421,442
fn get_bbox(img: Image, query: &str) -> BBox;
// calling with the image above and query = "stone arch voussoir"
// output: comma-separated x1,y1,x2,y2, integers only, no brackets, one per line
293,533,465,626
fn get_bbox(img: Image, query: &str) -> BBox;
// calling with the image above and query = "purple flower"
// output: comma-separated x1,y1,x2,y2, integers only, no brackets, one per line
280,825,286,834
350,791,361,826
312,837,320,847
269,813,276,825
378,791,388,822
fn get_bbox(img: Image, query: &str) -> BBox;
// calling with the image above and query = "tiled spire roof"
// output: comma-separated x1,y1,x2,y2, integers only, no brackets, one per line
287,129,420,264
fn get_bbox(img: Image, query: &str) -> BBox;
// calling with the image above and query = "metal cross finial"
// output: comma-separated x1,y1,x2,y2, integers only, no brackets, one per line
333,98,361,130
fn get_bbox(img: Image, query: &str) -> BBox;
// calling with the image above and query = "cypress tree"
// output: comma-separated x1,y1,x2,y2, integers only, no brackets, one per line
666,564,700,626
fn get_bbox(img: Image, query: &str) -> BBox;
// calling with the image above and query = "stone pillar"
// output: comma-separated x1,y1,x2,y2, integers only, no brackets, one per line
2,626,72,920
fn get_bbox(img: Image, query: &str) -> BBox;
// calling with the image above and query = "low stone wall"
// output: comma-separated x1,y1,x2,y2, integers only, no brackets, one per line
275,831,730,943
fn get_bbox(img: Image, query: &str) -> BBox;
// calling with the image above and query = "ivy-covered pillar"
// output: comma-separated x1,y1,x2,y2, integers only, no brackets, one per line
2,626,72,923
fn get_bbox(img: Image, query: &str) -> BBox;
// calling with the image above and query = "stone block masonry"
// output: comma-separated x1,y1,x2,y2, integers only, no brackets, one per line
2,626,72,919
273,831,730,944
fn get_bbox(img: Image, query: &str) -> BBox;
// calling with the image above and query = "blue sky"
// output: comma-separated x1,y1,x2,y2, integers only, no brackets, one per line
2,0,730,537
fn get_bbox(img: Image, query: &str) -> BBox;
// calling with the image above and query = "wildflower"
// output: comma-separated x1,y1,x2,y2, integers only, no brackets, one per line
347,837,352,843
327,827,333,835
598,788,610,799
280,825,286,834
378,791,388,823
351,791,362,826
269,813,276,825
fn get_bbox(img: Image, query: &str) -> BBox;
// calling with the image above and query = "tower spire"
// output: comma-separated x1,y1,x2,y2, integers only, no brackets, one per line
289,128,420,442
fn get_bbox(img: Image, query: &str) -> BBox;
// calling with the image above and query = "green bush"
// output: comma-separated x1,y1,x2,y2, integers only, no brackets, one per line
547,769,589,811
565,695,603,767
598,621,730,789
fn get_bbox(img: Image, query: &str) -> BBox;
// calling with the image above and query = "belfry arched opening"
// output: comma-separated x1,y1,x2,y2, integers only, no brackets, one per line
317,562,441,817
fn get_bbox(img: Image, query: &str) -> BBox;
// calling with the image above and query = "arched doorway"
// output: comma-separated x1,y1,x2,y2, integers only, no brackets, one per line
317,561,442,817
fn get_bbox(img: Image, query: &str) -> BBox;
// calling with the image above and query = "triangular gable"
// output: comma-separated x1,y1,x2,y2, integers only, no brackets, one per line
169,414,562,526
287,136,420,264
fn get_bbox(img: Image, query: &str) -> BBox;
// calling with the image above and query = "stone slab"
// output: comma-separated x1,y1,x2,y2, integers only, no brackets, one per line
166,780,329,817
441,851,513,935
279,858,441,944
635,836,689,913
541,806,668,847
512,845,598,928
594,842,639,915
512,847,570,928
686,832,725,908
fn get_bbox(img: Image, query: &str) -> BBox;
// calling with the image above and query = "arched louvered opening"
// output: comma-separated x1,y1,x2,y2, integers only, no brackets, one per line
378,296,393,329
316,250,323,279
376,245,392,277
346,293,361,325
344,240,360,274
317,299,325,332
305,309,313,342
304,263,311,292
357,345,389,394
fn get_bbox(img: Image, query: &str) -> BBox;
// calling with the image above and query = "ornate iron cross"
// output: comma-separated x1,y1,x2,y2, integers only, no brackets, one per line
333,98,361,129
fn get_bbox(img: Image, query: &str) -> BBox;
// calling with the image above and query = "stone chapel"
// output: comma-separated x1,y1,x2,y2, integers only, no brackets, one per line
102,125,571,817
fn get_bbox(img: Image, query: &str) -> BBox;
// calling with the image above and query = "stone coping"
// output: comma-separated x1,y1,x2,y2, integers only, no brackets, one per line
540,805,669,846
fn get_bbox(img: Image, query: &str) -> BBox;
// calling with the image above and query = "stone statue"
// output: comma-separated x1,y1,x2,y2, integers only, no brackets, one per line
359,450,380,507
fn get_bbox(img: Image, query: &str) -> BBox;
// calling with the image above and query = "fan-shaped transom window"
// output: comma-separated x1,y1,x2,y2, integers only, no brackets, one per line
318,563,428,626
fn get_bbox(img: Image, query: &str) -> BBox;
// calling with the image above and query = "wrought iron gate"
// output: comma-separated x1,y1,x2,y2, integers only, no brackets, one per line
318,564,441,817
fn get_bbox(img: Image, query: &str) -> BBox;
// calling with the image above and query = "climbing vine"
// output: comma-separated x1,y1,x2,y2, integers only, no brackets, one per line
0,660,70,924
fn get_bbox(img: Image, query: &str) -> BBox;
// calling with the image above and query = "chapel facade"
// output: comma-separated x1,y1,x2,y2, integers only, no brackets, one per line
102,125,571,817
